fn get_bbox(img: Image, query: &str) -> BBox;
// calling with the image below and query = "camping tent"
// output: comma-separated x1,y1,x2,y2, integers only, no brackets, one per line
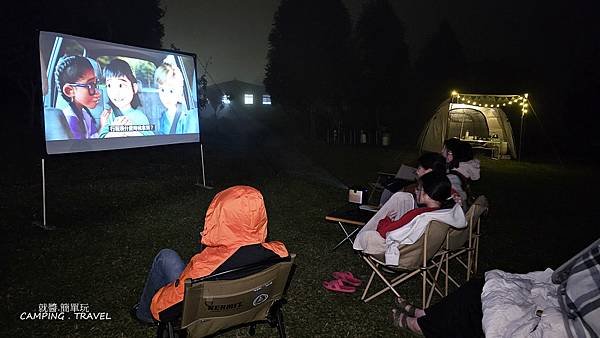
418,93,528,159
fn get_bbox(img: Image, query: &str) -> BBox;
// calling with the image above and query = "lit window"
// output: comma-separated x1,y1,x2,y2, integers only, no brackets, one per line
262,95,271,105
244,94,253,105
221,94,231,105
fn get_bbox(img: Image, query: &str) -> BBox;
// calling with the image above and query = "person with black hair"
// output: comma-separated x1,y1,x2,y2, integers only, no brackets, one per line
441,138,480,208
354,171,466,258
99,59,153,138
379,152,448,206
53,55,109,139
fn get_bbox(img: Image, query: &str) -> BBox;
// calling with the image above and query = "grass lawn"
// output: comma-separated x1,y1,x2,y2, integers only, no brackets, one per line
1,140,598,337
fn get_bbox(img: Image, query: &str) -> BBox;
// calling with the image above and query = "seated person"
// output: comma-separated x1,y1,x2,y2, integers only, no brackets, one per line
441,138,481,209
354,172,466,264
131,185,289,324
391,239,600,338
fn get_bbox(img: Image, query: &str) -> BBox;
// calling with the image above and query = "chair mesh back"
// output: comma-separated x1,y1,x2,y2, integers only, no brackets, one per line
396,221,450,270
181,257,294,338
447,196,487,249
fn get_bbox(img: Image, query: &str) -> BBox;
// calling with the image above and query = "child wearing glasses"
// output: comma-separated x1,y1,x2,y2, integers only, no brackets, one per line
98,59,153,138
54,55,109,139
153,62,199,135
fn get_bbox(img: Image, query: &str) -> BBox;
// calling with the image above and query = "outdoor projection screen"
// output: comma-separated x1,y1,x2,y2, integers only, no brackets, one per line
40,31,200,154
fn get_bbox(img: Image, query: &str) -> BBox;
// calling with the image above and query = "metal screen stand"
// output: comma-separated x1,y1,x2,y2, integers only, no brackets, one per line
33,158,56,230
195,144,213,190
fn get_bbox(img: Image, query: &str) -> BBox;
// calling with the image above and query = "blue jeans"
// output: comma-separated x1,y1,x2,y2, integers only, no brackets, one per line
136,249,186,323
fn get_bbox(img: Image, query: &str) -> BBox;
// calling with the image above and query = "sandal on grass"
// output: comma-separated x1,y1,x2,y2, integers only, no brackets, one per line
391,308,423,337
322,279,356,293
395,296,418,317
332,271,362,287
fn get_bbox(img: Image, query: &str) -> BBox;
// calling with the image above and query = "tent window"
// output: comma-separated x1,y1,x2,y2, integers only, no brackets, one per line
448,108,489,139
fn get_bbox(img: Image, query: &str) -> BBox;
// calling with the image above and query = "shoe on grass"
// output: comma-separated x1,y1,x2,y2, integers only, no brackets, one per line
130,303,156,327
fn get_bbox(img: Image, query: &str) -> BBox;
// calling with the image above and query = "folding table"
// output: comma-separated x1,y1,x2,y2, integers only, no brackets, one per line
325,205,374,251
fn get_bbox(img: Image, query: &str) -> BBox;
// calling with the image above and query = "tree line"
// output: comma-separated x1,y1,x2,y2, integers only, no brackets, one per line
264,0,600,157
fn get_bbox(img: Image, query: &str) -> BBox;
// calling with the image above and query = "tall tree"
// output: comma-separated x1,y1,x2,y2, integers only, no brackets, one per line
415,20,466,103
354,0,410,134
264,0,353,139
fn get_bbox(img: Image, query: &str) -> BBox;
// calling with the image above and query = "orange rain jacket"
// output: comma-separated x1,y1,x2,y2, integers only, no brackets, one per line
150,185,288,320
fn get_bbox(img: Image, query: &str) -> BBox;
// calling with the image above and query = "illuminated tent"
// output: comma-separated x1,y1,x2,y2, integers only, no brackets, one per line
418,93,531,159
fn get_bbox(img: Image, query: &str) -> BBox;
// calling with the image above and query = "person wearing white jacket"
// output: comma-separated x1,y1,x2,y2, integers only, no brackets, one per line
354,172,466,266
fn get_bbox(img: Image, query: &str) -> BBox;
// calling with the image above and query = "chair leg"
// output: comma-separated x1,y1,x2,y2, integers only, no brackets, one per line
444,251,449,296
156,323,164,338
168,322,175,338
275,306,286,338
361,270,376,300
421,268,427,309
473,235,480,274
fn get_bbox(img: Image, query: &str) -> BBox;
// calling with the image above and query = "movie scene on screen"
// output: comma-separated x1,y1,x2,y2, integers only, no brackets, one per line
40,31,200,154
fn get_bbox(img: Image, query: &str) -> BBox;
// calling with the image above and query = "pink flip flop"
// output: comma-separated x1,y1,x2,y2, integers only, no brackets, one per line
332,271,362,287
322,279,356,293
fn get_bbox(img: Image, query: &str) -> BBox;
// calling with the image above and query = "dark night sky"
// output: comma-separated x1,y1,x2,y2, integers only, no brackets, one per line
162,0,588,86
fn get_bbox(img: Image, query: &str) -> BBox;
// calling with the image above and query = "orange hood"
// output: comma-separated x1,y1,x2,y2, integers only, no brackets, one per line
151,185,288,320
201,185,269,249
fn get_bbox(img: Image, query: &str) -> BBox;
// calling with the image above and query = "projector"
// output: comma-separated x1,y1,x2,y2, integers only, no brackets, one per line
348,186,368,204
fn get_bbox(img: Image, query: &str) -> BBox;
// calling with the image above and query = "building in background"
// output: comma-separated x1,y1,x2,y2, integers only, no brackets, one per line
205,79,272,117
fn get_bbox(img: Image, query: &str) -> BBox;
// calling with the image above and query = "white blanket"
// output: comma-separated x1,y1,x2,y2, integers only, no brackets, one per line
482,269,568,337
384,203,466,265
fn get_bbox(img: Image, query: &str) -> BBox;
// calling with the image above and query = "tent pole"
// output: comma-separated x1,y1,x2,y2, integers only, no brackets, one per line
518,112,525,161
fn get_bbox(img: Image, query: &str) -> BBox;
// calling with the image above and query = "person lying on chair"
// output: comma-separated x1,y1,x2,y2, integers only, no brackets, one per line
354,171,466,264
131,185,289,325
390,238,600,338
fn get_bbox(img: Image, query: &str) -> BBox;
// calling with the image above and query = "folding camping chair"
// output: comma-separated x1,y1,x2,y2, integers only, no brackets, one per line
156,254,296,338
438,196,489,295
360,221,450,308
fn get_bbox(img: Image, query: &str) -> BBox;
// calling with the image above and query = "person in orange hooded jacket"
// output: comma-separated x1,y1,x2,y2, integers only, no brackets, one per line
131,185,289,324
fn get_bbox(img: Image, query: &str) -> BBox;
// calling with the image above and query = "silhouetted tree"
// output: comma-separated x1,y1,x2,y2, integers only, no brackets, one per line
411,20,467,138
353,0,411,139
264,0,353,139
415,20,466,103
